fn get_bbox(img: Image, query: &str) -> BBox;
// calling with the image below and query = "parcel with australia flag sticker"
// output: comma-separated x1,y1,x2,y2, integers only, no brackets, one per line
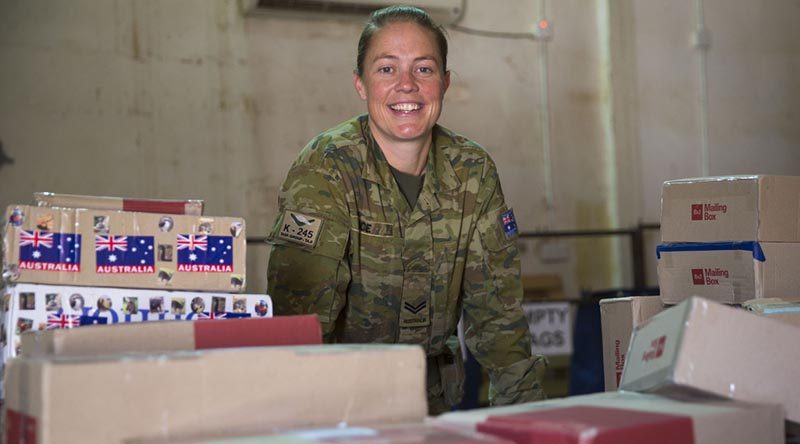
3,205,246,292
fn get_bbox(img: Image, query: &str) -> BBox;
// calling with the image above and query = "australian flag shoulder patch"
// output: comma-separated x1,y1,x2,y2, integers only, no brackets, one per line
499,208,518,239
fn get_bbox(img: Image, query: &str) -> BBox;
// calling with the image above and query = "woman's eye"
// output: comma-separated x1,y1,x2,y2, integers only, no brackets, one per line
378,66,393,74
418,66,435,74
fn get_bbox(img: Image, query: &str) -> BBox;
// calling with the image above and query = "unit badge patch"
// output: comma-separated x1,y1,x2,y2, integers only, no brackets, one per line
499,208,518,238
278,211,323,248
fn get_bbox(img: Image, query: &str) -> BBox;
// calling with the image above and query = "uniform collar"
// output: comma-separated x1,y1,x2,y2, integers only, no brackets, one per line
360,115,461,195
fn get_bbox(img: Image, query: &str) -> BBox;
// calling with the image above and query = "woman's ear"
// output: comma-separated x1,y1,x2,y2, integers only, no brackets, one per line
353,71,368,101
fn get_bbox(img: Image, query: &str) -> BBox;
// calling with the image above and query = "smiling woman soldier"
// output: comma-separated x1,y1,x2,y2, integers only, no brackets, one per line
266,5,546,414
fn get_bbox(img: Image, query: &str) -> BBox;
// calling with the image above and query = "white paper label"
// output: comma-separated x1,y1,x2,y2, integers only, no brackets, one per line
523,302,572,356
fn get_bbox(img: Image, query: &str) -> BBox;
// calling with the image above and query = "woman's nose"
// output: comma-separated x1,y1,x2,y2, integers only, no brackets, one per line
396,69,418,92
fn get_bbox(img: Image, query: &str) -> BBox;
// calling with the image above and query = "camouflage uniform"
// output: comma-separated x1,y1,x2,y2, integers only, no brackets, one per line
267,115,545,412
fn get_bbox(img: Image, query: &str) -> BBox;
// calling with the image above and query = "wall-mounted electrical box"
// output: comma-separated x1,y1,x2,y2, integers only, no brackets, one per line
240,0,464,25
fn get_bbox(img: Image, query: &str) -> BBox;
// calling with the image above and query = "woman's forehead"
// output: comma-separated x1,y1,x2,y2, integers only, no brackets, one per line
367,21,441,61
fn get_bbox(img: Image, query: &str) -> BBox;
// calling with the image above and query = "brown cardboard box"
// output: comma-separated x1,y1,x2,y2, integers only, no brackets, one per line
2,283,274,379
620,297,800,423
743,298,800,328
21,315,321,357
3,344,427,444
599,296,664,391
434,391,783,444
136,423,514,444
660,175,800,242
656,241,800,304
521,274,563,301
33,192,204,216
3,205,246,292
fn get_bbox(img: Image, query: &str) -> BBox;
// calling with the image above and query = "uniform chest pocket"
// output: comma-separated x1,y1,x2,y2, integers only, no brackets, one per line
351,225,404,299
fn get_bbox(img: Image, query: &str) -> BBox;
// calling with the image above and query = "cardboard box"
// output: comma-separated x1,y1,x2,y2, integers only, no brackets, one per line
656,241,800,304
521,274,563,301
619,297,800,423
138,423,513,444
434,391,783,444
1,283,274,389
21,315,321,358
599,296,664,391
660,175,800,242
33,192,204,216
3,205,246,291
3,344,427,444
743,298,800,328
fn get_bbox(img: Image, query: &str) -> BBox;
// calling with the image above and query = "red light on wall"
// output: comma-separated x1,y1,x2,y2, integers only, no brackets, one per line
533,18,553,41
538,19,550,30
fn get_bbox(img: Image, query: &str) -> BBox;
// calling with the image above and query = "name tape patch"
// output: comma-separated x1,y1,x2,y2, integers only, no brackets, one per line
359,220,393,237
278,211,323,248
499,208,518,238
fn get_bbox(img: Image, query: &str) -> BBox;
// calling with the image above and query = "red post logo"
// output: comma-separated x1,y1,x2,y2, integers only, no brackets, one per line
642,335,667,362
691,204,703,221
691,268,705,285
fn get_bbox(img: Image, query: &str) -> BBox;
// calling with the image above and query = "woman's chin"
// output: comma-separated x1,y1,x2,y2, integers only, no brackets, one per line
389,125,432,142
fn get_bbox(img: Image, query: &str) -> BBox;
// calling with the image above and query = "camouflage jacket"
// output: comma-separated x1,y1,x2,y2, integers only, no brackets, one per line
267,115,544,405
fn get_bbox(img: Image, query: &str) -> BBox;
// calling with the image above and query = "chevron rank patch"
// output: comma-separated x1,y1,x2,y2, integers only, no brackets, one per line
400,297,429,328
278,211,323,248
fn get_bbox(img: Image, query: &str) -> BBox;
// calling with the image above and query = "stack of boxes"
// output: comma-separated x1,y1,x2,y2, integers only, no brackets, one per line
612,176,800,437
600,175,800,391
0,194,433,443
657,175,800,304
455,175,800,443
0,194,279,374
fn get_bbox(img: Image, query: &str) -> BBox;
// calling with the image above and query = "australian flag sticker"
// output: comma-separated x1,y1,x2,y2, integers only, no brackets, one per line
95,235,155,273
18,230,81,272
499,208,518,239
177,235,233,273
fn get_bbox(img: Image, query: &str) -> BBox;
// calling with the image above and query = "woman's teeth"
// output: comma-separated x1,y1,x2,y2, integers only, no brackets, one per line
390,103,420,112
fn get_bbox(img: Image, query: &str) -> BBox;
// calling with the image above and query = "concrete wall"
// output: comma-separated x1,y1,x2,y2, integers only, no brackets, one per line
1,0,798,296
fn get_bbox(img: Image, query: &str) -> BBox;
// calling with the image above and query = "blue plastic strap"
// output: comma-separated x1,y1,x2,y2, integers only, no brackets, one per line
761,305,800,315
656,241,765,262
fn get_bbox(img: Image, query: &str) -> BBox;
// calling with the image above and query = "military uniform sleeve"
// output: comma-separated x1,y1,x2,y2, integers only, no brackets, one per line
461,158,546,405
266,147,351,342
